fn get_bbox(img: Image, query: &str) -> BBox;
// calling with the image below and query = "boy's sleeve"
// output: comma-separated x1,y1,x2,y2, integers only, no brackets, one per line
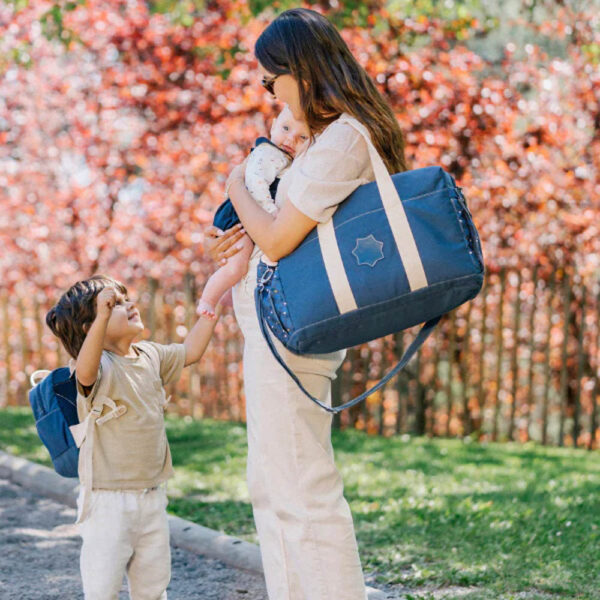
145,341,187,385
72,361,104,414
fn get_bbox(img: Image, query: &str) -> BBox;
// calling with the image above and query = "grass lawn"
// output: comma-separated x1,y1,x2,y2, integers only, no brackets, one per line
1,406,599,599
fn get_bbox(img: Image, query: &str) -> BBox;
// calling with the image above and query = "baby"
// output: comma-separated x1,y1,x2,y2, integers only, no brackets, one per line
197,105,310,319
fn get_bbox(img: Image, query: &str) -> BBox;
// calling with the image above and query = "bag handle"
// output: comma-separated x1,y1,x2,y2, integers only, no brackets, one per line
255,285,440,414
30,369,51,387
336,115,428,291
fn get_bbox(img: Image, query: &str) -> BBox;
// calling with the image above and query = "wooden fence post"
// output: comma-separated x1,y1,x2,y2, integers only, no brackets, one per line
493,268,506,441
541,271,556,445
445,309,456,437
460,300,473,436
559,271,571,447
1,293,12,406
394,331,406,435
525,265,539,439
184,273,196,418
477,277,488,436
574,281,586,448
508,270,521,440
589,284,600,450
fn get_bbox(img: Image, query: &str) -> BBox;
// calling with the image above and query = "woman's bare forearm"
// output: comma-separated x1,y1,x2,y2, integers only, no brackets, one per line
228,178,278,257
228,174,318,261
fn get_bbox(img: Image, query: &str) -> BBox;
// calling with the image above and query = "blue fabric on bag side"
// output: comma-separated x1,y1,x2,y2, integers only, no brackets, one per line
53,371,78,427
278,186,475,324
335,208,409,308
28,366,80,478
254,164,486,354
287,271,483,354
213,182,280,232
275,234,339,328
34,406,79,477
53,446,80,478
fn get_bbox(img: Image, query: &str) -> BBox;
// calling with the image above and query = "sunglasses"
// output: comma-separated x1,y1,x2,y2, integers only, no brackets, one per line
261,73,282,96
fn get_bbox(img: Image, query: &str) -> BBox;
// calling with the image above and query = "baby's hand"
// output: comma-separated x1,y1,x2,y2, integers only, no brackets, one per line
96,288,117,319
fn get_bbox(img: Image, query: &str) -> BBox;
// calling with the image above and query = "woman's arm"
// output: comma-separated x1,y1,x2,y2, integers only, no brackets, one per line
228,176,317,262
227,119,371,261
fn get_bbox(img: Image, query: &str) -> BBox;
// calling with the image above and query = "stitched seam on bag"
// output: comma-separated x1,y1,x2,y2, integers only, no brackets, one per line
449,192,482,272
297,185,457,249
35,406,71,425
289,272,481,337
455,191,484,268
52,445,77,460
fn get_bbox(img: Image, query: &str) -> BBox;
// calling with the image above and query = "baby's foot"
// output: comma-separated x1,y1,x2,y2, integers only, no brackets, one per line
196,300,217,320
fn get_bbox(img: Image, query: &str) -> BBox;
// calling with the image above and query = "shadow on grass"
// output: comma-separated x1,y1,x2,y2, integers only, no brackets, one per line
3,408,599,598
332,431,600,596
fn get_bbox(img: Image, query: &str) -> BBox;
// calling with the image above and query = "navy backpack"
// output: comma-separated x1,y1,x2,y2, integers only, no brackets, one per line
28,368,80,478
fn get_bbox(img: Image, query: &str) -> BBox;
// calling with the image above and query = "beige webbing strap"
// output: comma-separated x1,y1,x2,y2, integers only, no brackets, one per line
70,394,126,524
316,116,428,315
341,117,428,291
67,358,126,524
317,219,358,313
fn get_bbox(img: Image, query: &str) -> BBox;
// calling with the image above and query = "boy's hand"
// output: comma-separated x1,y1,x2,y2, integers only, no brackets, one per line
96,287,116,319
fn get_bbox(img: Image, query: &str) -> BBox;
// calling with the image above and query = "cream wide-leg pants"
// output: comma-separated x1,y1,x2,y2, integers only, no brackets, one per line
77,487,170,600
232,253,367,600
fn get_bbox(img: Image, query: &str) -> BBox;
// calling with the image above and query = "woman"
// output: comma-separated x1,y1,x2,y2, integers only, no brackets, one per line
205,8,409,600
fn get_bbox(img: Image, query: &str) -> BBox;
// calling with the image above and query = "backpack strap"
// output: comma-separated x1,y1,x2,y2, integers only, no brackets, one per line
256,283,440,413
67,355,127,523
30,370,51,387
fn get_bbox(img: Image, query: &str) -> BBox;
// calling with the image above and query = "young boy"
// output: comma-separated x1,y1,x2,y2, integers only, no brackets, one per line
45,274,223,599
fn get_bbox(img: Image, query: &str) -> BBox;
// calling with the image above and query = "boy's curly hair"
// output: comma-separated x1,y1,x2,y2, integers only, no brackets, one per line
46,275,128,359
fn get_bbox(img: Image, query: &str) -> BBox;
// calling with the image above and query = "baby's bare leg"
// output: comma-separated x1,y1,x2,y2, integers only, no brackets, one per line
197,233,254,318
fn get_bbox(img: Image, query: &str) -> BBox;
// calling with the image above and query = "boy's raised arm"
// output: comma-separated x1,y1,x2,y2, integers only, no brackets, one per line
183,300,224,367
75,288,115,387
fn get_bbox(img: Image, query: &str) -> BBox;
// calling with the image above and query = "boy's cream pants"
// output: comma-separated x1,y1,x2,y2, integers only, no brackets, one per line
233,257,368,600
77,486,170,600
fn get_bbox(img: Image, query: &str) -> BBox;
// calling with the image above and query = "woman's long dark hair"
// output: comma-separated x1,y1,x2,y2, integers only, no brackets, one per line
255,8,409,173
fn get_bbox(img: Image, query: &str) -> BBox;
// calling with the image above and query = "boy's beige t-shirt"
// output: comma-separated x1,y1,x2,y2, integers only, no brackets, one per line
76,340,186,490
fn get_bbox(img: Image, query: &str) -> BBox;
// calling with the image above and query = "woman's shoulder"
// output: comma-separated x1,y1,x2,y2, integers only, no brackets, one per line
307,112,368,157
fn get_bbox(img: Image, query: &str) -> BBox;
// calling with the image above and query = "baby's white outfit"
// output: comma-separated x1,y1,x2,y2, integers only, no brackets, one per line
245,140,291,215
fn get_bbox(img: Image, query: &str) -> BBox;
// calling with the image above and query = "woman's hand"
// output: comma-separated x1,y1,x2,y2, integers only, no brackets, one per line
204,224,246,266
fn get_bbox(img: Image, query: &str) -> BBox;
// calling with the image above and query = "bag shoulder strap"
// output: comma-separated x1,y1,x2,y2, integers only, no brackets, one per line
336,115,428,291
255,286,440,414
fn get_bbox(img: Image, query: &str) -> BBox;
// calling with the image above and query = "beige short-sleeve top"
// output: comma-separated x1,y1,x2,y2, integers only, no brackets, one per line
275,112,375,222
75,340,186,489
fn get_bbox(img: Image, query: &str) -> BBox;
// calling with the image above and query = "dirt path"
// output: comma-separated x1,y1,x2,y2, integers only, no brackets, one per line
0,477,269,599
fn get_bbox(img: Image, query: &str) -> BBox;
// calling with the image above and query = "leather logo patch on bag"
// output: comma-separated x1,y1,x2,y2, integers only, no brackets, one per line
352,234,384,267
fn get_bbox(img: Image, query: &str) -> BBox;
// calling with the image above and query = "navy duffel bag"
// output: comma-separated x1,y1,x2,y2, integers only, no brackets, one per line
255,116,485,414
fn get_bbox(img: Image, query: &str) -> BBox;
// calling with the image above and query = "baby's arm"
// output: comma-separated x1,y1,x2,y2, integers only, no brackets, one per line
245,143,290,212
184,300,224,366
75,287,115,388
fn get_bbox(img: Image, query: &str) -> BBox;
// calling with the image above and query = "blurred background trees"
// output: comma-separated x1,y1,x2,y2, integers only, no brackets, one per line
1,0,599,445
